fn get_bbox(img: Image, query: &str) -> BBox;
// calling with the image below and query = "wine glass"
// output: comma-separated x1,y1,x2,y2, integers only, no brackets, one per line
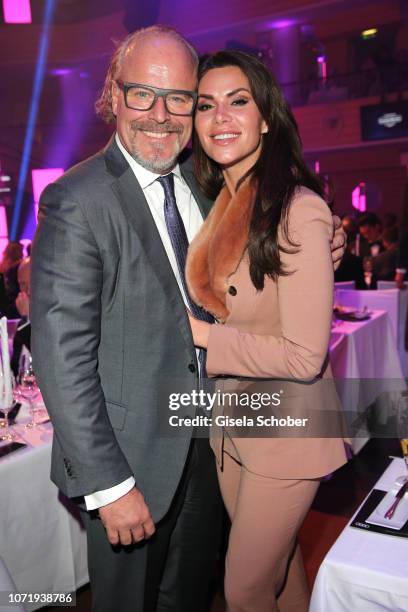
396,393,408,485
0,403,16,441
0,371,16,441
17,359,40,429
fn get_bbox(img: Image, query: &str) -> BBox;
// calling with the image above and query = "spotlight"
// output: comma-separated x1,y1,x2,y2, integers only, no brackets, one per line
361,28,378,40
2,0,32,24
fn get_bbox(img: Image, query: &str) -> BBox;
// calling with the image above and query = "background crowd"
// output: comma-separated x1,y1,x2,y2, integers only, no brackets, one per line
335,199,408,289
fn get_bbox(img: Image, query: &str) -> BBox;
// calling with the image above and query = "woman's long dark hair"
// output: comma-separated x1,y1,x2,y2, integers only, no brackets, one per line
193,50,325,290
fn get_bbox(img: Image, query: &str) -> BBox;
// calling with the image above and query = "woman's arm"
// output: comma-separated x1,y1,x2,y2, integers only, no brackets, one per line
205,193,334,381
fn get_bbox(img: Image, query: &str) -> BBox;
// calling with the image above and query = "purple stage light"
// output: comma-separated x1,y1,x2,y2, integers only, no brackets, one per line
3,0,32,24
0,206,9,257
352,183,367,212
260,19,297,31
32,168,64,219
49,68,73,76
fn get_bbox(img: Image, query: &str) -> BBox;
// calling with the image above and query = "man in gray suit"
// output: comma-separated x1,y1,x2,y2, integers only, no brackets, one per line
31,25,345,612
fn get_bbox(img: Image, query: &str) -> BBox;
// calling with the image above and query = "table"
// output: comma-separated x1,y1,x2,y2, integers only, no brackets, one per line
0,405,88,611
310,457,408,612
335,285,408,378
330,310,405,452
377,282,408,378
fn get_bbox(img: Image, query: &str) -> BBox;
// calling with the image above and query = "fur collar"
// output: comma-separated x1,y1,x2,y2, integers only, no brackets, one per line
186,179,257,322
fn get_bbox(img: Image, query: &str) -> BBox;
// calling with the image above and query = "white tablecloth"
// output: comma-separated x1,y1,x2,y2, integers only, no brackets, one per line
0,406,88,611
330,310,405,452
377,282,408,378
310,458,408,612
335,286,408,378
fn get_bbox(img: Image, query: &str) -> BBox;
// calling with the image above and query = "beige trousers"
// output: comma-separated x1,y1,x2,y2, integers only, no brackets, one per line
217,452,320,612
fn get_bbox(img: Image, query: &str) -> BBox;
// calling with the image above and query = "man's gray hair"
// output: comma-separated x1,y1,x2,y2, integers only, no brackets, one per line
95,25,199,124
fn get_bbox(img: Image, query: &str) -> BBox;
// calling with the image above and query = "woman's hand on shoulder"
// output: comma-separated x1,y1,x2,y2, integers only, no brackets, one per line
289,193,346,271
187,312,211,349
331,215,346,271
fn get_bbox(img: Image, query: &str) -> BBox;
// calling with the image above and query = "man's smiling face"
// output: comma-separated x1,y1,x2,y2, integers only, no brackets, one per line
111,34,197,174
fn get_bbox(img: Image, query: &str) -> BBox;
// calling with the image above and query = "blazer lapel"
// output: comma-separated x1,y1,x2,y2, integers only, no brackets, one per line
180,162,213,220
105,139,195,357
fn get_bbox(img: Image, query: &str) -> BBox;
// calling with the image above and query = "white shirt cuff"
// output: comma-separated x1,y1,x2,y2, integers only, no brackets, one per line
84,476,135,511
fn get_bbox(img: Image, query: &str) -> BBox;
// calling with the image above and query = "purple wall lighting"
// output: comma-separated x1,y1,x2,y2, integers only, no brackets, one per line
0,206,9,260
352,183,367,213
3,0,32,24
261,19,297,31
32,168,64,219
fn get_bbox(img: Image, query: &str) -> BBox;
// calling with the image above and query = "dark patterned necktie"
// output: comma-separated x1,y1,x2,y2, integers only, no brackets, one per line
158,174,213,379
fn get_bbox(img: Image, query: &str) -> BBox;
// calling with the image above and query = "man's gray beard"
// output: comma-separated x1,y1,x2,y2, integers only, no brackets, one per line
130,144,181,174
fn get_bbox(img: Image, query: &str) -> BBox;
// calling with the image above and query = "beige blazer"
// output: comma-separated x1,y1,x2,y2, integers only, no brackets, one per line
186,182,348,479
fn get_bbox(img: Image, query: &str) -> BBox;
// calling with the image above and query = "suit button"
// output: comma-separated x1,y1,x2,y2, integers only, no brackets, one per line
188,363,196,373
228,285,237,296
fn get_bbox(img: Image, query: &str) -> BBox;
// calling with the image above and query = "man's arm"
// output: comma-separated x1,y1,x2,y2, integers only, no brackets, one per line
31,182,155,544
84,476,135,510
31,182,132,494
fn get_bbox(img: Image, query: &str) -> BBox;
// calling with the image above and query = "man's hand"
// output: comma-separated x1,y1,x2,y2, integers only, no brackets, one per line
98,486,155,546
331,215,346,271
16,291,30,317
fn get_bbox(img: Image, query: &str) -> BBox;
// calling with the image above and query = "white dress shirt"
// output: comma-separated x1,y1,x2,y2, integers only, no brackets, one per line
84,133,204,510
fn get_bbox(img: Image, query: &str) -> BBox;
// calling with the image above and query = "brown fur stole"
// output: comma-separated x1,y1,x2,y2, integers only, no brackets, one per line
186,179,257,322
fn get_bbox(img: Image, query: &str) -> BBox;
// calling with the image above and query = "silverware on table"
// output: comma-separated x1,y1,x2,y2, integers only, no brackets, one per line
384,481,408,520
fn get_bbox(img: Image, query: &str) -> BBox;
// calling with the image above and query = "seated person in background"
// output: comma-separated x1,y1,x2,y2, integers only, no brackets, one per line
11,257,31,377
396,182,408,290
334,215,366,288
0,242,24,318
357,212,384,258
383,212,397,230
341,215,357,249
373,226,399,281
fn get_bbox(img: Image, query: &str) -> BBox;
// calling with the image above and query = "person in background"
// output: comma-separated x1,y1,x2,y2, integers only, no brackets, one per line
373,226,399,281
11,257,31,377
341,215,357,249
0,241,23,318
334,215,365,288
395,182,408,351
383,212,397,231
395,182,408,290
357,212,384,258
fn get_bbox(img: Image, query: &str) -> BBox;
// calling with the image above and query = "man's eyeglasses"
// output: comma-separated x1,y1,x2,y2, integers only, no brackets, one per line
115,81,197,116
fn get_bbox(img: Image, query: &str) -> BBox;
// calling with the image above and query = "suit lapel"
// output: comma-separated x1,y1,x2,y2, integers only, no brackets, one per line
105,138,195,356
180,163,213,220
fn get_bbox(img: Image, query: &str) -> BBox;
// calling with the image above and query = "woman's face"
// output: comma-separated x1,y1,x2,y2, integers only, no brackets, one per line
195,66,268,180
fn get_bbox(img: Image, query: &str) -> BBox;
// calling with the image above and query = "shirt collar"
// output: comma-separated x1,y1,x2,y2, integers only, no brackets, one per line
115,133,183,190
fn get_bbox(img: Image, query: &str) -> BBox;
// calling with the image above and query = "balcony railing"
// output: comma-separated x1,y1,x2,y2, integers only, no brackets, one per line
282,63,408,107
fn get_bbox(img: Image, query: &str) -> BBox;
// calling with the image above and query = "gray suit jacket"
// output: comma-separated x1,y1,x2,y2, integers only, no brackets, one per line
31,137,212,522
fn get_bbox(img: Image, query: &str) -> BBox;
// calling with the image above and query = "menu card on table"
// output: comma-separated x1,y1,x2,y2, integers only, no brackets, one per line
351,487,408,538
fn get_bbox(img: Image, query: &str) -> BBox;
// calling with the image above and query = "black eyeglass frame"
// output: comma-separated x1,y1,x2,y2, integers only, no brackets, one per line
115,80,198,116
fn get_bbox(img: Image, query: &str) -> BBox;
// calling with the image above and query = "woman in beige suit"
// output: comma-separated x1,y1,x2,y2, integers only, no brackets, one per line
185,51,348,612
